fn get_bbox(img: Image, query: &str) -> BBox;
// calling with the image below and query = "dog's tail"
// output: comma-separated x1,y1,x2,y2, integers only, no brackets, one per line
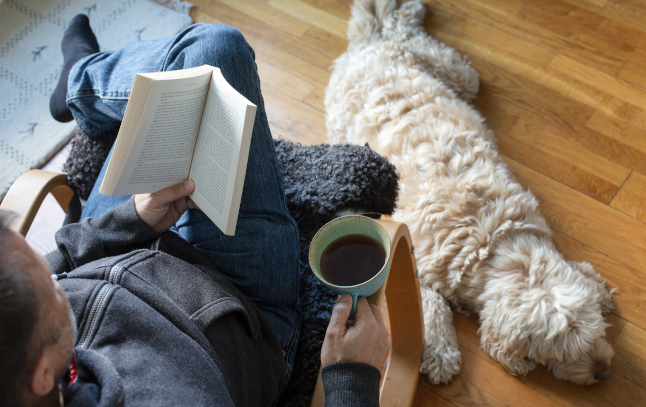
347,0,426,43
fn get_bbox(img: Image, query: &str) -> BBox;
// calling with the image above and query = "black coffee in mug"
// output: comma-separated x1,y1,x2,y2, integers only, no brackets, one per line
320,234,386,286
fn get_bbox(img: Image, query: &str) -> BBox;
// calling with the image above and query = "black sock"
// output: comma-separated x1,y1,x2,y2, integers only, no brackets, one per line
50,14,100,123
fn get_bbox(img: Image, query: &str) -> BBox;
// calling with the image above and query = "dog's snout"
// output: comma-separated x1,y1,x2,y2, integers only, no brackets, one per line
593,364,611,381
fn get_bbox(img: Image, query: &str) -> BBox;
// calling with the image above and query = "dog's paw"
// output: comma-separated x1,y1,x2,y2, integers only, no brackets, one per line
419,286,461,384
503,356,538,377
420,344,461,384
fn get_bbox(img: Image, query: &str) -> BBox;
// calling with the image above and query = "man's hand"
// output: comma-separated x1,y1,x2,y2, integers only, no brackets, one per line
320,294,391,370
134,180,198,233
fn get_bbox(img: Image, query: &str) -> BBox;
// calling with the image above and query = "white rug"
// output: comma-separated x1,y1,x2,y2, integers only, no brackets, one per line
0,0,193,199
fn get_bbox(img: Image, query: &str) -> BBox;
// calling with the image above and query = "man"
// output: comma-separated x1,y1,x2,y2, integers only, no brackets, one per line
0,15,390,407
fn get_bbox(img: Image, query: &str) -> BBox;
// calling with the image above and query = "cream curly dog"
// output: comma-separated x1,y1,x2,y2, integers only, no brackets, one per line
325,0,615,385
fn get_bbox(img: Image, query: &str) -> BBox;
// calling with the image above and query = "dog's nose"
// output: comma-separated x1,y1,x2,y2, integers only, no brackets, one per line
593,364,611,381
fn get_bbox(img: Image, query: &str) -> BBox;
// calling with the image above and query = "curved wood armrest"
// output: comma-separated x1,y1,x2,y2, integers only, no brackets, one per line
0,170,74,236
311,219,424,406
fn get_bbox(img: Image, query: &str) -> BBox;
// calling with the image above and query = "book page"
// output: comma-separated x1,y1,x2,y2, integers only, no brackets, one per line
107,69,212,195
189,68,256,235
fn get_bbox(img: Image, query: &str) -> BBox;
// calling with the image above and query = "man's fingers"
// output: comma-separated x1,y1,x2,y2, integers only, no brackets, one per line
329,294,353,331
353,297,373,324
152,180,195,205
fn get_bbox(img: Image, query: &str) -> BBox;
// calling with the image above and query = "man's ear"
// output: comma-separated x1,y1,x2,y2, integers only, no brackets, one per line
30,348,57,397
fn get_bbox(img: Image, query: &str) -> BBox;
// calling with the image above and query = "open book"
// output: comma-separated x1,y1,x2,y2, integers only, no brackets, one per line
99,65,256,236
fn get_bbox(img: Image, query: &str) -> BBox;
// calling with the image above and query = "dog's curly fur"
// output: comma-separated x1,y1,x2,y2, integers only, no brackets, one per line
325,0,615,386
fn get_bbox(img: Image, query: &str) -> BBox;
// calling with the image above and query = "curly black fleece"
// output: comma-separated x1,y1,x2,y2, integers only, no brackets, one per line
64,133,399,406
63,128,118,200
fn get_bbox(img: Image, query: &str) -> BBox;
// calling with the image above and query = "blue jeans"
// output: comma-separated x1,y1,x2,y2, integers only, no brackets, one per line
69,24,301,385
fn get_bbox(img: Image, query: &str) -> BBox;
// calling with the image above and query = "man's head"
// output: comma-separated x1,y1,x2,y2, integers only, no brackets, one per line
0,210,76,406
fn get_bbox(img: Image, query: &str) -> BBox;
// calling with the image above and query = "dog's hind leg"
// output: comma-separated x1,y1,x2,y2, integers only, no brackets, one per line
347,0,397,43
420,286,462,384
390,0,426,33
387,0,481,102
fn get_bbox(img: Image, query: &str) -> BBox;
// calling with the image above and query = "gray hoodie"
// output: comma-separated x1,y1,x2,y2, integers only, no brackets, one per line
46,199,379,406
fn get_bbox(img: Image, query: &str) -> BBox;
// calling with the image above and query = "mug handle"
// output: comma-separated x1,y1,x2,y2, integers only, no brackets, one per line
349,292,359,320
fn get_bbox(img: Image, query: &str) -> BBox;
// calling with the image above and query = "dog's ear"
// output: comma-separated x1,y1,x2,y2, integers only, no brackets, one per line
478,297,538,376
527,294,608,364
567,260,614,314
528,308,572,362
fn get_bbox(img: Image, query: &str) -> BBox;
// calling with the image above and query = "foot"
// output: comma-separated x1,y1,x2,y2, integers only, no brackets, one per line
50,14,99,123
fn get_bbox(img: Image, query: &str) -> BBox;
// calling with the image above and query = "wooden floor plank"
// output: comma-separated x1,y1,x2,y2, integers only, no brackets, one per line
467,57,646,177
610,0,646,14
472,100,518,135
435,0,625,76
216,0,312,37
561,0,608,13
300,0,352,21
612,323,646,390
190,7,224,25
506,119,630,187
504,157,646,278
617,61,646,90
610,171,646,224
435,11,646,131
240,31,330,88
255,59,316,101
422,1,457,35
599,1,646,35
470,55,594,128
434,5,557,73
412,386,458,407
303,87,325,112
551,229,646,330
519,0,646,64
499,119,629,203
585,111,646,156
518,3,632,75
261,82,327,144
267,0,348,38
549,55,646,127
204,0,337,71
427,344,564,407
301,26,349,65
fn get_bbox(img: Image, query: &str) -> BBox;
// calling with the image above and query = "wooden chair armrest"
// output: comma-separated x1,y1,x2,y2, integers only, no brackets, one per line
0,170,74,236
311,219,424,406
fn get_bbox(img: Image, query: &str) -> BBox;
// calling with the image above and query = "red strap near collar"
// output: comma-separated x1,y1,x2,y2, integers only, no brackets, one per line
68,356,78,386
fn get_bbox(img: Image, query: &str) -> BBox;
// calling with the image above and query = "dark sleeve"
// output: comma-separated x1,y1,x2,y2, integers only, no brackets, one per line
46,198,159,274
321,362,381,407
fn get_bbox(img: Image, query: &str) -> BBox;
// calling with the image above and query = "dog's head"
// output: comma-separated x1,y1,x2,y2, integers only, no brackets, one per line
534,260,615,385
480,252,615,385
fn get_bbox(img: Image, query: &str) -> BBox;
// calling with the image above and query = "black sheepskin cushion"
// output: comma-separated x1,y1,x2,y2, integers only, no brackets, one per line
63,128,117,200
64,132,400,406
274,139,399,240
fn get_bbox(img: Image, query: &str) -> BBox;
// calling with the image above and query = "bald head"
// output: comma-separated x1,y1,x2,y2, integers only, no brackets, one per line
0,210,76,407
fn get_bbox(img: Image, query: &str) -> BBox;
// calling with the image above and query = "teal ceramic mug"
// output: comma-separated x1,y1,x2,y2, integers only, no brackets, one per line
309,215,392,319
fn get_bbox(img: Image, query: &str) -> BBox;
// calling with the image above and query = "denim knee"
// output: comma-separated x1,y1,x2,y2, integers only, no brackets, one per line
167,23,256,71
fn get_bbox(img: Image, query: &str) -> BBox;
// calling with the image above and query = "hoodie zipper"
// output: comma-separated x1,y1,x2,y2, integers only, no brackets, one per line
107,251,151,284
107,256,130,284
77,284,113,348
78,252,151,348
151,237,161,251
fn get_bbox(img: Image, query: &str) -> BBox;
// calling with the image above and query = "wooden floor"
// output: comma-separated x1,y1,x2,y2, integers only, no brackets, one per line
187,0,646,406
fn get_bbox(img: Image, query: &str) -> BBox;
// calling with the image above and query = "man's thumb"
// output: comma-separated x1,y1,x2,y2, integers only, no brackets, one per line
154,180,195,204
